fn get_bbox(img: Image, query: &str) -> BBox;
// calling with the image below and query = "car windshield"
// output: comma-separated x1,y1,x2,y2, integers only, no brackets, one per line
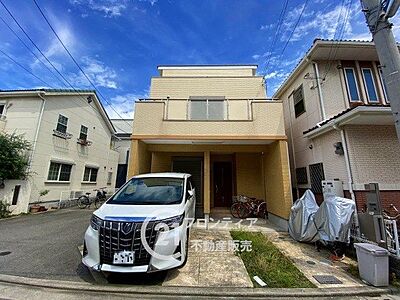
107,177,184,205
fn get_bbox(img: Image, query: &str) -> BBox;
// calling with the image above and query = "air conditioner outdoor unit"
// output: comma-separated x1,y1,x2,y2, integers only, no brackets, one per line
322,179,344,200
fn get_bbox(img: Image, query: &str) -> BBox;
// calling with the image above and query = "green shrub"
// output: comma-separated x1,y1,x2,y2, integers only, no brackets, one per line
0,200,11,218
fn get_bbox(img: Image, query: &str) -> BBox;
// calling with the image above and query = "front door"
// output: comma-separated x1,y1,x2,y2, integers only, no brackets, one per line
213,162,233,207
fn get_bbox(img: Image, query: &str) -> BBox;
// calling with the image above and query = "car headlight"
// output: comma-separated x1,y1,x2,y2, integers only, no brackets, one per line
90,214,103,231
156,214,184,231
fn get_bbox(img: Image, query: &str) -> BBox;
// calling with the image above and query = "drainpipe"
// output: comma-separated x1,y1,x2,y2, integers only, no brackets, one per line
28,92,46,173
313,62,326,121
333,124,360,236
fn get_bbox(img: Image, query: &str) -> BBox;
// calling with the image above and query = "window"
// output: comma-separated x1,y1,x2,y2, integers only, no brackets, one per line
379,68,389,103
83,167,98,182
47,162,72,182
107,172,113,185
295,167,308,184
293,85,305,118
56,114,68,133
189,97,225,120
0,103,5,116
309,163,325,194
107,177,184,205
362,68,378,103
79,125,88,141
344,68,360,102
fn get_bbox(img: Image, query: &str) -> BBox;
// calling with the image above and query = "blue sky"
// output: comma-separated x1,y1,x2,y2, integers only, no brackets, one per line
1,0,399,118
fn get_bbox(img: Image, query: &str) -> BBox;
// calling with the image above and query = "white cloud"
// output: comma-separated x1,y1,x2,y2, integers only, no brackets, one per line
260,24,274,31
69,56,118,89
252,54,261,60
105,91,148,118
70,0,128,17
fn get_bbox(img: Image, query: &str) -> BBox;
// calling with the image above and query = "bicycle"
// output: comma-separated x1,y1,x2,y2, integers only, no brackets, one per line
77,187,107,209
230,195,267,219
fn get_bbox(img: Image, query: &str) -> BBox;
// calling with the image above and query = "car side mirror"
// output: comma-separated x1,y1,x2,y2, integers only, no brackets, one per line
187,189,194,198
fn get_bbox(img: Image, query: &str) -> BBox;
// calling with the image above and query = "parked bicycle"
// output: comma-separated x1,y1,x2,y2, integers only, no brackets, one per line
78,187,107,209
230,195,267,219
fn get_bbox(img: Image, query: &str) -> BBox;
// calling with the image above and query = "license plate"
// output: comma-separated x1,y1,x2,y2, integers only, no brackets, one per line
113,251,134,264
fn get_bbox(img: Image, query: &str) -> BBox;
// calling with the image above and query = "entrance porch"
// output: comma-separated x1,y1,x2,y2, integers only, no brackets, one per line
128,140,293,227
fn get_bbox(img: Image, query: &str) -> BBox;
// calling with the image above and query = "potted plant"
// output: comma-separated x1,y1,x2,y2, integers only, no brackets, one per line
30,189,49,213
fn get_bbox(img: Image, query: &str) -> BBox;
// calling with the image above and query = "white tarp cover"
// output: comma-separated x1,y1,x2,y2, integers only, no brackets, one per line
289,190,355,243
288,190,319,242
314,194,355,243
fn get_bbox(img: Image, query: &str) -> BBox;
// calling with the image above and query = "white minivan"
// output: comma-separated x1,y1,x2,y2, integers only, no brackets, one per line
82,173,196,273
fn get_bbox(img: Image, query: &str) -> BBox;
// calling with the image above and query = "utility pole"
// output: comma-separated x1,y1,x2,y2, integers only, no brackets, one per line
361,0,400,142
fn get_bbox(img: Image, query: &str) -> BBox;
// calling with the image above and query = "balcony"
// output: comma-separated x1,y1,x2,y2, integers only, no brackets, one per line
77,138,92,146
53,129,73,139
132,98,285,140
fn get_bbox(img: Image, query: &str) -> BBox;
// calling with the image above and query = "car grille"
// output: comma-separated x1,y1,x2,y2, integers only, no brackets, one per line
99,220,159,266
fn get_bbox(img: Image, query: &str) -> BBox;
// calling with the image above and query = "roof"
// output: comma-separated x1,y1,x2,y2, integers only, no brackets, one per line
272,39,388,98
303,105,392,137
0,88,116,133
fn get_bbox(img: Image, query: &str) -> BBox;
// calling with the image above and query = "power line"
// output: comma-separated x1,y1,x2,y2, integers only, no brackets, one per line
0,15,67,87
262,0,289,75
0,48,52,86
276,0,310,63
0,0,132,134
322,0,353,80
33,0,133,128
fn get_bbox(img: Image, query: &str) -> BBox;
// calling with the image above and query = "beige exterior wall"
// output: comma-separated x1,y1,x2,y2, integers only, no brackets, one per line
235,153,264,199
264,141,292,219
133,101,285,138
346,125,400,189
0,92,119,211
150,76,266,99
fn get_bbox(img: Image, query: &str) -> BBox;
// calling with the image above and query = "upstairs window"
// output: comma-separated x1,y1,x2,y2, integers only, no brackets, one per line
79,125,88,141
293,85,305,118
344,68,360,102
189,97,225,120
47,162,72,182
361,68,378,103
83,167,98,183
56,114,68,133
0,103,5,116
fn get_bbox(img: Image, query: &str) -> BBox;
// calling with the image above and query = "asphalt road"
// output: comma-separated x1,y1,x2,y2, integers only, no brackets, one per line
0,208,94,282
0,208,167,285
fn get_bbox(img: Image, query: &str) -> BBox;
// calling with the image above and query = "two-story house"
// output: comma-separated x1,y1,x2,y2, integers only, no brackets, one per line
111,118,133,188
274,39,400,211
128,65,292,228
0,89,119,214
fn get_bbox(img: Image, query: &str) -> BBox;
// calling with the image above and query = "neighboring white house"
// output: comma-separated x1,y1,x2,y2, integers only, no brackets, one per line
110,118,133,187
274,39,400,212
0,89,119,214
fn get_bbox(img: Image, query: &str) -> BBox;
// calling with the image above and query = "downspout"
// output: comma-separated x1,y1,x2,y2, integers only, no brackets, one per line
333,124,360,236
28,92,46,173
313,62,326,121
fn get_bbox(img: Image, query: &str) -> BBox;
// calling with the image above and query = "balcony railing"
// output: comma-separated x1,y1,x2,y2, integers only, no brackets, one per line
77,138,92,146
137,98,280,121
53,129,73,139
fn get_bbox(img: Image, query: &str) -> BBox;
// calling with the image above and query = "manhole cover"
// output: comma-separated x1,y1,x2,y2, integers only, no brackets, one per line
313,275,343,284
306,260,316,265
0,251,11,256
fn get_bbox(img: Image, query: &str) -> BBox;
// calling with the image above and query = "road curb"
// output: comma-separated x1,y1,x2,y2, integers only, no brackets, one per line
0,274,398,297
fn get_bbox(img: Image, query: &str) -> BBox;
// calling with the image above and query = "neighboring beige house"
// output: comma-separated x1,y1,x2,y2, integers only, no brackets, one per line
274,39,400,211
0,89,119,214
110,118,133,187
128,64,292,227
